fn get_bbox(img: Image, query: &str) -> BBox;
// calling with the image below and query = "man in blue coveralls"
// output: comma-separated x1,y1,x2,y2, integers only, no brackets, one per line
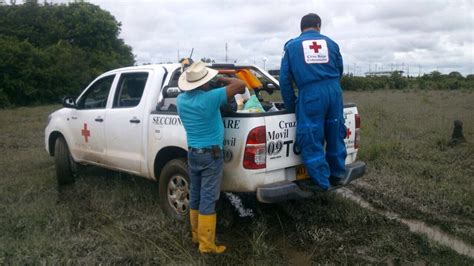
280,13,347,190
177,61,245,254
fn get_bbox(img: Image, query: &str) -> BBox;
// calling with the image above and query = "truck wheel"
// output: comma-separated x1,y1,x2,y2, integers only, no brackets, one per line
54,136,77,185
158,158,190,220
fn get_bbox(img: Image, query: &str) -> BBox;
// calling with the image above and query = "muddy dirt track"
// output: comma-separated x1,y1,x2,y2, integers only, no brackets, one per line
337,186,473,258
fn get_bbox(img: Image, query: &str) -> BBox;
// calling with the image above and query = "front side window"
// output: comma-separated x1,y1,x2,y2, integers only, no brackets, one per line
113,72,149,108
78,75,115,109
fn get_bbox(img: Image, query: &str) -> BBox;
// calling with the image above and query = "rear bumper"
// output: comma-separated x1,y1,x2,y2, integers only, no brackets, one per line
256,161,366,203
256,180,314,203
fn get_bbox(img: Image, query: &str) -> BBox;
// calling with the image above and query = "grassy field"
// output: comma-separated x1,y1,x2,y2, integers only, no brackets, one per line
344,90,474,245
0,90,473,264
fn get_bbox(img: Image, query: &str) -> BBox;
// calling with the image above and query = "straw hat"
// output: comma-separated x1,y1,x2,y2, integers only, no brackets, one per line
178,61,218,91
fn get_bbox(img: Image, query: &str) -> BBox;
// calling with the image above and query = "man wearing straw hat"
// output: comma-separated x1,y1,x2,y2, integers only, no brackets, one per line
177,61,245,254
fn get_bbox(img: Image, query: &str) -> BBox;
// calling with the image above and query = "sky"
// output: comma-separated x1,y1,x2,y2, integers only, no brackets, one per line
47,0,474,75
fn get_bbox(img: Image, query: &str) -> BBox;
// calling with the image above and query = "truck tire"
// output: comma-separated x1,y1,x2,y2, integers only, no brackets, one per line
158,158,190,220
54,136,76,185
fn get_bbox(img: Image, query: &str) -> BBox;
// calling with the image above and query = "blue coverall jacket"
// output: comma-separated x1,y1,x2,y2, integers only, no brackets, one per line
280,29,347,190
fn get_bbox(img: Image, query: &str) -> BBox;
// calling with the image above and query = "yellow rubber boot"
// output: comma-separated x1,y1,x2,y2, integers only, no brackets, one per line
190,209,199,244
198,214,226,254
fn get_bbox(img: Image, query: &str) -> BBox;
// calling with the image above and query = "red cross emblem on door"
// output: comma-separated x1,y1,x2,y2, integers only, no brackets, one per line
81,123,91,142
346,128,352,139
309,41,322,53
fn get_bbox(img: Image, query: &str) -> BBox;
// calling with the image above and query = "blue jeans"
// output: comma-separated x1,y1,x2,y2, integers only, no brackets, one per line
188,148,223,215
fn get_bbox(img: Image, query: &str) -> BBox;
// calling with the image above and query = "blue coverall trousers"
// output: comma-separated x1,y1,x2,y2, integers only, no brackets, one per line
295,79,347,190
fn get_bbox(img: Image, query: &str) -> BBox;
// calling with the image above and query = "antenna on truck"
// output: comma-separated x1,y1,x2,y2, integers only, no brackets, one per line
179,48,195,72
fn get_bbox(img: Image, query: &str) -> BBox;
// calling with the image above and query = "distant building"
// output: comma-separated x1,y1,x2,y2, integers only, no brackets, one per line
365,70,404,77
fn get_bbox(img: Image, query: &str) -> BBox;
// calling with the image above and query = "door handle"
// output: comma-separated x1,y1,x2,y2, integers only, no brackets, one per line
95,118,104,122
130,118,141,124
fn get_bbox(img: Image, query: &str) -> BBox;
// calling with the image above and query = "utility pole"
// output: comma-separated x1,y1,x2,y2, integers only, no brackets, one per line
225,43,228,63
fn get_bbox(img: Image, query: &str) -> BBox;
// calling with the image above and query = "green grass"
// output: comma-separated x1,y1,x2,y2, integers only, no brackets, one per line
0,95,473,264
344,90,474,245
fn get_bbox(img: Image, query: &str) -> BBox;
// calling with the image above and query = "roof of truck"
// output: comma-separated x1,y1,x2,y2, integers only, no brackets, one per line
97,63,278,87
103,63,181,74
104,63,262,74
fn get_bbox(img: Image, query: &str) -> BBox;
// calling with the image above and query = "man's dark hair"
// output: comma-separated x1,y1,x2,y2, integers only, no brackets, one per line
300,13,321,31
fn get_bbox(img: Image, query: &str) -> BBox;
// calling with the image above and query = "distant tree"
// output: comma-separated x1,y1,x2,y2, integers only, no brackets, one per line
448,71,464,79
338,71,472,92
422,71,444,82
0,2,134,107
429,71,442,77
390,71,408,89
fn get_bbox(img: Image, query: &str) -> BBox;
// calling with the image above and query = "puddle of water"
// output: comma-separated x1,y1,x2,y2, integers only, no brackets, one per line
224,192,255,218
336,188,474,259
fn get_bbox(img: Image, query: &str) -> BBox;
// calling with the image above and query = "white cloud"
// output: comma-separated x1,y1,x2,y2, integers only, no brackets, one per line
48,0,473,75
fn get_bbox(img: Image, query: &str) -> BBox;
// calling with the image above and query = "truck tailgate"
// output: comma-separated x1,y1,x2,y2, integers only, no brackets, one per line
264,105,358,172
264,113,301,171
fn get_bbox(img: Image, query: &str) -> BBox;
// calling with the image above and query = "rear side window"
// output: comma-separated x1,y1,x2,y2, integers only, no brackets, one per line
113,72,149,108
78,75,115,109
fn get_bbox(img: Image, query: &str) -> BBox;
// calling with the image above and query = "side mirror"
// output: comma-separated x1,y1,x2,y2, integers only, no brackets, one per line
263,82,276,95
165,87,181,98
267,83,276,90
62,96,76,108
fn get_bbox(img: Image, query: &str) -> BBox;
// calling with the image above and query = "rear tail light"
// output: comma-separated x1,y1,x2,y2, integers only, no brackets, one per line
243,126,266,169
354,113,361,149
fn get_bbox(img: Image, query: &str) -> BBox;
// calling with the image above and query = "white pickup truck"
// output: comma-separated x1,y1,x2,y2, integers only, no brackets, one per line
45,63,365,219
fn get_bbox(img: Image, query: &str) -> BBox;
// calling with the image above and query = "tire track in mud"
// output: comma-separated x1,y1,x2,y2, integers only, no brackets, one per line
336,187,474,259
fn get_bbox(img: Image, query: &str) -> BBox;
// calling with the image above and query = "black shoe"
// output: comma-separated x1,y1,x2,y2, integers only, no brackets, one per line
329,176,345,187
